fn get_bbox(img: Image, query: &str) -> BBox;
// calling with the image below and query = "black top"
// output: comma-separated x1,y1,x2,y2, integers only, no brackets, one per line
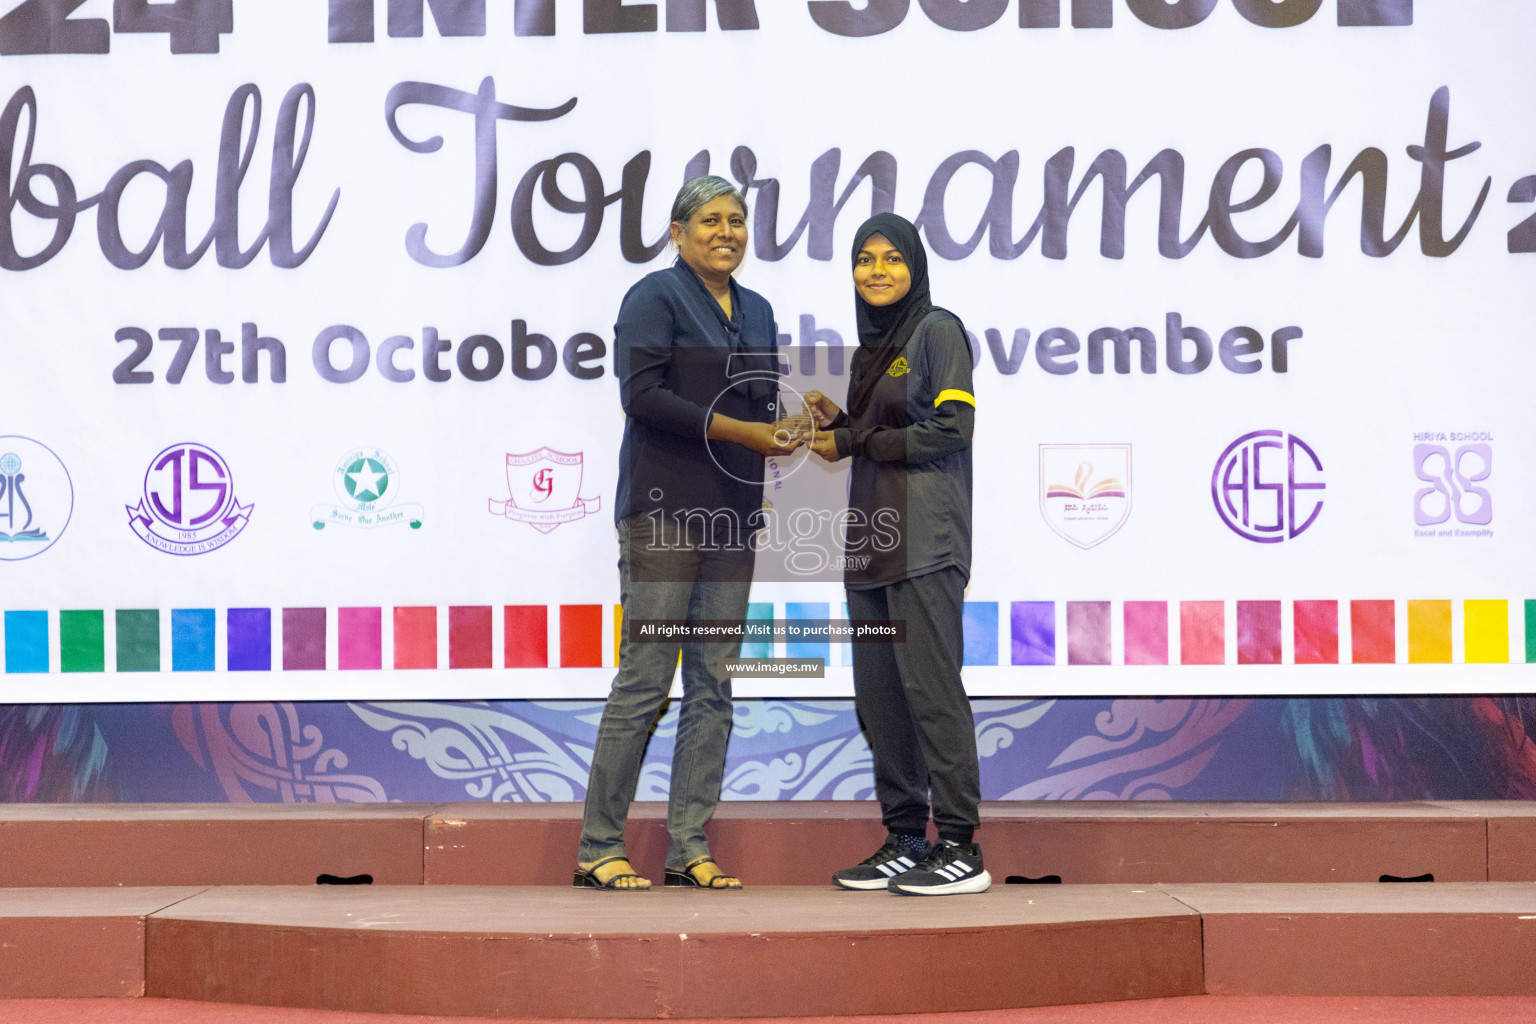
832,310,975,590
614,259,781,530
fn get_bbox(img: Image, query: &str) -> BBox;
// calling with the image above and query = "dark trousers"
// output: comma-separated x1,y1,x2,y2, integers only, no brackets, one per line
846,566,981,839
579,515,753,871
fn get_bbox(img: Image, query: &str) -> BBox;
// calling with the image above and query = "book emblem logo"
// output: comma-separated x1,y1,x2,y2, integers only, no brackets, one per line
312,447,424,530
0,437,72,561
1039,444,1131,550
489,448,601,534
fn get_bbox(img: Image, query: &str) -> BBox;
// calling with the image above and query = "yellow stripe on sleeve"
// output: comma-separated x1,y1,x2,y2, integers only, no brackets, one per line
934,389,975,408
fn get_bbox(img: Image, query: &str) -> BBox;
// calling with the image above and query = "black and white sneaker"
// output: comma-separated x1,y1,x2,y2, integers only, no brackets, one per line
888,841,991,896
832,840,927,890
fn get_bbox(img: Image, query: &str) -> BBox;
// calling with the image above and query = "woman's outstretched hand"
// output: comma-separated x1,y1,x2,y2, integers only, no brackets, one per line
802,390,841,428
709,414,805,456
808,433,841,463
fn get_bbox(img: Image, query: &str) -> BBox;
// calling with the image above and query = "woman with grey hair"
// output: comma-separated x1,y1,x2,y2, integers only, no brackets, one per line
574,176,797,890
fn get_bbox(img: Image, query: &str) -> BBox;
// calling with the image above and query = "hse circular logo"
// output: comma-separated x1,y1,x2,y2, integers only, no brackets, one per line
0,436,73,561
127,442,253,556
1211,430,1325,543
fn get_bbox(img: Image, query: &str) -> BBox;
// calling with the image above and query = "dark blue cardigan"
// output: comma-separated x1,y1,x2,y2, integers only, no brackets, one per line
613,260,781,530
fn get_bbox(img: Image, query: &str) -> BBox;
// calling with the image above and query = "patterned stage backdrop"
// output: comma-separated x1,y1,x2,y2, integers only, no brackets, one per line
2,0,1535,706
6,698,1536,804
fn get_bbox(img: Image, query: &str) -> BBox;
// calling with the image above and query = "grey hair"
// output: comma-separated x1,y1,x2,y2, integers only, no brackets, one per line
670,175,748,227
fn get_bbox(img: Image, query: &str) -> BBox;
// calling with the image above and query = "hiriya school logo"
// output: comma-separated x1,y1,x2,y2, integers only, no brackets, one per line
489,448,601,534
0,436,73,561
127,443,253,556
1039,444,1131,550
1413,434,1492,537
311,447,424,530
1212,430,1325,543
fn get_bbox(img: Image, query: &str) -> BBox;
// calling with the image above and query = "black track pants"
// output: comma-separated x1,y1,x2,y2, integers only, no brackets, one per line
847,566,981,838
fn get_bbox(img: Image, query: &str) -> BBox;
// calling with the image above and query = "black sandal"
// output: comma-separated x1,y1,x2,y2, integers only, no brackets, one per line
573,855,650,890
664,855,742,889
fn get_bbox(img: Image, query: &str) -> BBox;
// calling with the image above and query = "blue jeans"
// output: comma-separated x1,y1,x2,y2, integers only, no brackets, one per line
578,515,753,871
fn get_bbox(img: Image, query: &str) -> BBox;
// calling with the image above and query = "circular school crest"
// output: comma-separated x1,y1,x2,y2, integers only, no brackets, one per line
336,449,394,508
127,442,252,556
0,436,73,561
313,447,423,530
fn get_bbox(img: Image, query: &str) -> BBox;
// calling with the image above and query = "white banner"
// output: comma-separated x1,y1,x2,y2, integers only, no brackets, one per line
1,0,1532,699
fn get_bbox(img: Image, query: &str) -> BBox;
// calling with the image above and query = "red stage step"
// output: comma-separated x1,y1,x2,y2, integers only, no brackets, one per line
2,801,1522,888
1437,801,1536,881
974,801,1489,885
1168,882,1536,996
0,887,203,998
0,804,426,887
8,882,1536,1015
144,885,1202,1017
417,800,1499,886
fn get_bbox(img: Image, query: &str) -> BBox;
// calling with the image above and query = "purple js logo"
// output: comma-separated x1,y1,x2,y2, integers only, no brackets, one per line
1211,430,1325,543
127,443,254,555
1414,442,1492,527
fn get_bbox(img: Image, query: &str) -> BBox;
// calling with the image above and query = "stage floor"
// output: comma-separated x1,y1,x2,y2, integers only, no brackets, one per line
2,801,1535,1017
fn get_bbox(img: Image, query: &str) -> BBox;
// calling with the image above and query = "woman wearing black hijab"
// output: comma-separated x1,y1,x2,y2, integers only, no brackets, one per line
803,213,987,896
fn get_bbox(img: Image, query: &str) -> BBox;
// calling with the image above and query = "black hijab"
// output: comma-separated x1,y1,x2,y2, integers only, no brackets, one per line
847,214,932,416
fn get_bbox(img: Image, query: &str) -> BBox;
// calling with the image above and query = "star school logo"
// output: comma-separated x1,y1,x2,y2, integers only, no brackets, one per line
1039,444,1131,550
127,443,252,556
311,447,424,530
887,357,911,378
489,448,601,534
344,456,388,502
0,436,73,561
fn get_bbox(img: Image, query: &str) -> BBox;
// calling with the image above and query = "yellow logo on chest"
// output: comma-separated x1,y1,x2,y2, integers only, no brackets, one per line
887,357,910,378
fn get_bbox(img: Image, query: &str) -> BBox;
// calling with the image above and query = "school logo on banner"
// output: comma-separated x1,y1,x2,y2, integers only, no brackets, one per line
0,436,73,561
1039,444,1131,549
127,443,253,556
1212,430,1325,543
489,448,601,534
1412,433,1492,538
311,447,424,530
